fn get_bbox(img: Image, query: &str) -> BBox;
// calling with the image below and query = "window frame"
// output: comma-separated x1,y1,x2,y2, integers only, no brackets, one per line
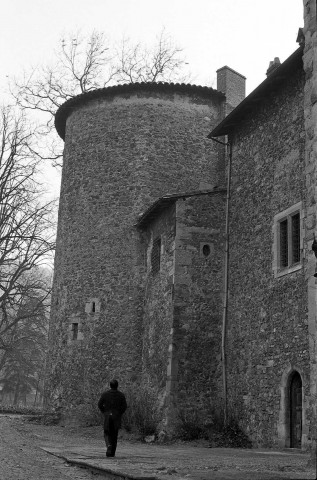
273,202,303,278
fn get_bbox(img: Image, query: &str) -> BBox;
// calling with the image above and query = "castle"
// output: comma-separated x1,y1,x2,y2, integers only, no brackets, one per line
46,1,317,449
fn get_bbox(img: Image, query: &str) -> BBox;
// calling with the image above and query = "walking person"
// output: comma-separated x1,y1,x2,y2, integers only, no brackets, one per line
98,379,127,457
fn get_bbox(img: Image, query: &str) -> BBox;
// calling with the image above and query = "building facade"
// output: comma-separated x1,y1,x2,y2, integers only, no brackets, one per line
208,0,317,448
46,0,317,449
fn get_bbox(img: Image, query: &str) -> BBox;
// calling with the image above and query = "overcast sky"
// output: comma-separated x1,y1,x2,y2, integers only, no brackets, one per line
1,0,304,194
2,0,303,94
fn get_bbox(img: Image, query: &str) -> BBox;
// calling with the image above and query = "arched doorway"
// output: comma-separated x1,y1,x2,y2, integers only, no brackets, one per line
289,371,302,448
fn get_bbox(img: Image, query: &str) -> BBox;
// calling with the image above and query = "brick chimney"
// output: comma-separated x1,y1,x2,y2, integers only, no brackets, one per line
216,66,246,115
266,57,281,76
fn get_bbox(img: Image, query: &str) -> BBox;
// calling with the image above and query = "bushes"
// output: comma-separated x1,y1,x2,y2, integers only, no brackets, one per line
176,408,205,440
122,380,161,439
207,419,253,448
0,403,43,415
175,406,252,448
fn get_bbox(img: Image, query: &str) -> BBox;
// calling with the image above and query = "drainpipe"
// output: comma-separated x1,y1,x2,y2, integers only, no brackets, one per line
210,137,232,427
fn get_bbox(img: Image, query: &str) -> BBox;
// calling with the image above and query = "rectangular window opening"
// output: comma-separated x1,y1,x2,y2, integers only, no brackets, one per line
291,213,300,264
92,302,96,313
72,323,79,341
279,219,288,268
276,205,301,273
274,203,302,278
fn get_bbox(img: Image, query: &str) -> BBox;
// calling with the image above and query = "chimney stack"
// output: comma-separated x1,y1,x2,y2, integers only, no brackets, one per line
216,66,246,115
266,57,281,76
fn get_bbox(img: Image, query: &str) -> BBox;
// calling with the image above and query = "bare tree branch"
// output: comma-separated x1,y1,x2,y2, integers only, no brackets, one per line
0,107,55,368
10,29,190,169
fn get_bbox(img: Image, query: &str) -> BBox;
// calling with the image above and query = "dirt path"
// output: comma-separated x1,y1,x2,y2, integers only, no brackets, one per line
1,415,315,480
0,415,104,480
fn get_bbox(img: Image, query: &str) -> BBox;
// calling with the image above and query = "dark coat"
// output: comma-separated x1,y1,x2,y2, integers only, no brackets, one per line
98,389,127,431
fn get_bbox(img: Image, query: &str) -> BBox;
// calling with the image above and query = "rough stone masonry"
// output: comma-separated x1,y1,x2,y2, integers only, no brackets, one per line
46,79,243,427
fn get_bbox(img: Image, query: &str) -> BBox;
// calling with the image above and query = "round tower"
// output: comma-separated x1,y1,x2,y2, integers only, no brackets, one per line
47,82,225,414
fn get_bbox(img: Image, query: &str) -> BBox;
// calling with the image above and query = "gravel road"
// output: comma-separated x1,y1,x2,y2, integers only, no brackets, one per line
0,414,315,480
0,415,104,480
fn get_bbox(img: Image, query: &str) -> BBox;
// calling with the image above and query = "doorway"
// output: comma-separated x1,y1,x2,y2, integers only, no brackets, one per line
289,371,302,448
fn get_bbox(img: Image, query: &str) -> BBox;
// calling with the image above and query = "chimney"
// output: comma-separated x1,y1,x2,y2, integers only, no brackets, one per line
216,66,246,115
266,57,281,76
296,27,305,47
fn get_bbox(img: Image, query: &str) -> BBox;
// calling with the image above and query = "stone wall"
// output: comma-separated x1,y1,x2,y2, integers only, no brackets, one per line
140,191,226,428
226,67,311,446
173,193,225,420
141,205,176,393
303,0,317,456
46,84,226,415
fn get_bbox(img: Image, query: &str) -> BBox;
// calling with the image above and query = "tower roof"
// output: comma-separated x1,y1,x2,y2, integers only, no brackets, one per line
54,81,225,140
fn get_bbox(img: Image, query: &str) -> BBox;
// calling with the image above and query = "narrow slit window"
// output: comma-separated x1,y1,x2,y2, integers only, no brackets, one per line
92,302,96,313
291,213,300,264
72,323,79,340
151,237,161,275
279,219,288,268
277,208,301,270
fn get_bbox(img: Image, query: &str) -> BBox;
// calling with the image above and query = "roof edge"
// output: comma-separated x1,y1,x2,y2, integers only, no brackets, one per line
209,46,303,138
55,81,225,140
216,65,247,80
136,187,226,229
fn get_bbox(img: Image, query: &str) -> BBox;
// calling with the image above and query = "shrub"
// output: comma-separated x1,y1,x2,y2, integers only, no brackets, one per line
176,408,205,440
122,380,161,439
175,404,252,448
0,403,43,415
207,415,253,448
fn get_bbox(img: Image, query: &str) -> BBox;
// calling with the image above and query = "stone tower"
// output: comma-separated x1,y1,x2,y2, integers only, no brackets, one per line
46,82,236,417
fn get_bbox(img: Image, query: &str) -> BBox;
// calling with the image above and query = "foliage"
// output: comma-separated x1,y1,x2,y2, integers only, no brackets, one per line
207,419,253,449
176,406,252,448
121,379,161,439
0,403,43,415
176,408,205,440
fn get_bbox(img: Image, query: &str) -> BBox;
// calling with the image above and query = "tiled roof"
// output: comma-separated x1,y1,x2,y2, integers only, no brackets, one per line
55,81,225,140
136,187,226,229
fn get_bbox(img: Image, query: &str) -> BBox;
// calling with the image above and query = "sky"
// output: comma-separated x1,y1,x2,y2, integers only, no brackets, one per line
1,0,304,195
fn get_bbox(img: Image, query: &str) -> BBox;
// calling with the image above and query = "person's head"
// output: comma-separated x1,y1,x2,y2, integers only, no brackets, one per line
110,379,118,390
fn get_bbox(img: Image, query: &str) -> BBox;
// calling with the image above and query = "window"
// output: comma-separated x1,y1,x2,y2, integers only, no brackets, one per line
72,323,79,341
85,299,100,314
279,212,301,268
151,237,161,275
200,242,214,258
273,203,302,277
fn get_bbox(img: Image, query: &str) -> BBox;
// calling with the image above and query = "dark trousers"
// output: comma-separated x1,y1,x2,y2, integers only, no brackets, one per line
104,416,118,457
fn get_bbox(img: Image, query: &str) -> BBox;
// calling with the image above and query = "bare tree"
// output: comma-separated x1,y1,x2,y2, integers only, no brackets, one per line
12,31,116,122
0,107,55,362
115,29,188,84
10,29,189,167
